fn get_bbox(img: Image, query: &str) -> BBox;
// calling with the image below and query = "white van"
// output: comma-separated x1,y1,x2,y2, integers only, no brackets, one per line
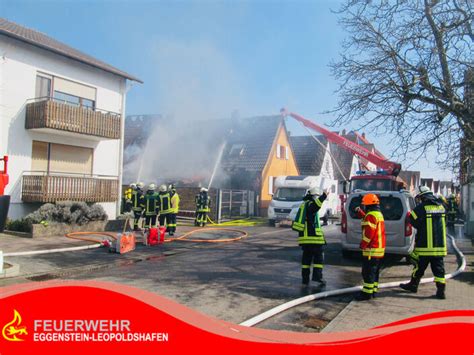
341,190,416,257
268,176,338,226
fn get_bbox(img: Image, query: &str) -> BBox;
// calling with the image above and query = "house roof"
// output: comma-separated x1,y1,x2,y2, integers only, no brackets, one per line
219,115,283,172
329,143,356,181
0,17,142,83
289,135,328,176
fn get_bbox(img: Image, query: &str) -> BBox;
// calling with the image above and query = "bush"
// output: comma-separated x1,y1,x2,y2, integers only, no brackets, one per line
25,202,108,226
5,218,32,233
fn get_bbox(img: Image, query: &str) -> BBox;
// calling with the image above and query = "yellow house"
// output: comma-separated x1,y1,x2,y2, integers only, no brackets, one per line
219,115,299,215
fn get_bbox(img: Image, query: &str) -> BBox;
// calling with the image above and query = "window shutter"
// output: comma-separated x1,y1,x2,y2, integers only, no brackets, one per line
276,144,281,159
285,146,289,160
268,176,274,195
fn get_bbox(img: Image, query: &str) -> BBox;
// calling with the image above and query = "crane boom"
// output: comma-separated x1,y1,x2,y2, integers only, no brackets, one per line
281,109,401,176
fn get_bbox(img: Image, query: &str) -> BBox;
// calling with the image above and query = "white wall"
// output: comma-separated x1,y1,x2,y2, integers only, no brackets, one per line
0,35,127,219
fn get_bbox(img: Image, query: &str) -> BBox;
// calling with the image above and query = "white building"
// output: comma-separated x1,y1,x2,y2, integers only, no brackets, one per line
0,18,142,220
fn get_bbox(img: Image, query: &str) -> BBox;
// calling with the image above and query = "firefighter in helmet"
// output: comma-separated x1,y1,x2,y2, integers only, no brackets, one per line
131,182,145,230
292,186,329,286
195,188,211,227
400,186,447,299
354,193,386,300
157,184,173,234
168,184,180,236
122,183,134,213
446,193,458,226
144,183,159,229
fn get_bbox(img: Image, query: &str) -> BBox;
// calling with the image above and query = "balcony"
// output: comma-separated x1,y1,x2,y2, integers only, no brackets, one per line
22,172,119,203
25,98,121,139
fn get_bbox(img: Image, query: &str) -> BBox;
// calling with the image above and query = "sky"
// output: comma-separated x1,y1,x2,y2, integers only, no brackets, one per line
1,0,456,181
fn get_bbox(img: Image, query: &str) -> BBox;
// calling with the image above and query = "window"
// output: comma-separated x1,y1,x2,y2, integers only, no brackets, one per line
229,144,244,157
268,176,274,195
35,75,51,98
31,141,93,175
276,144,286,159
53,91,95,110
285,146,289,160
348,195,404,220
273,188,307,201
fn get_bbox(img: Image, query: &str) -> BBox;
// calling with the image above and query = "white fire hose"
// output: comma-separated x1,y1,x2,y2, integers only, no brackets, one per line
240,234,466,327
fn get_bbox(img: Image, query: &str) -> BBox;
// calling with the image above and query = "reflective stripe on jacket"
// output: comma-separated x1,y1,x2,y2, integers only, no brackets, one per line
409,202,447,256
158,193,172,214
293,194,326,245
131,190,145,211
144,192,159,216
360,210,386,258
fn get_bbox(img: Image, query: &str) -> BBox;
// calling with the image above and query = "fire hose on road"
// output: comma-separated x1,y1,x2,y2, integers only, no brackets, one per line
239,234,466,327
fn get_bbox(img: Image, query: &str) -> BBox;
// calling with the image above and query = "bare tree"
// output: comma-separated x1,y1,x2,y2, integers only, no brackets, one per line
330,0,473,173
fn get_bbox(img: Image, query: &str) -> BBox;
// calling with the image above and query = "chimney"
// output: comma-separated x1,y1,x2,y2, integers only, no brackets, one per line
341,129,346,135
362,132,366,139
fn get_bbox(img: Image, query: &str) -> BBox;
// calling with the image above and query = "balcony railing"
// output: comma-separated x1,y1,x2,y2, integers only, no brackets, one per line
22,172,119,203
25,98,121,139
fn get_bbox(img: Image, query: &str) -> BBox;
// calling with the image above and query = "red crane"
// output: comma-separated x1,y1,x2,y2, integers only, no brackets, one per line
281,109,405,191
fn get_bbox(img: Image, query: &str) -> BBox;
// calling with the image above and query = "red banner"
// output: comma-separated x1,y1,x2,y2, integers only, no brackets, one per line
0,281,472,354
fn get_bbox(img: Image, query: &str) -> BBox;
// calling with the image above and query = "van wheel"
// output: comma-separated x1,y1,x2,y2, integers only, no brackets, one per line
342,250,353,259
268,219,276,227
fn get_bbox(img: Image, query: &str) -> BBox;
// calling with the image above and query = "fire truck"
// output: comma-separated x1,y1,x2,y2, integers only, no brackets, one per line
281,109,405,192
0,155,10,232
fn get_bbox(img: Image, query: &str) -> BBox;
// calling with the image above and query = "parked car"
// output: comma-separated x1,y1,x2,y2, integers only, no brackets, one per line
341,190,416,257
267,175,338,226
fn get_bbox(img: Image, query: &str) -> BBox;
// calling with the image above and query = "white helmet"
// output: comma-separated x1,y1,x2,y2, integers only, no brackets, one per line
200,187,208,193
168,184,176,191
159,184,167,192
148,183,156,191
416,185,432,198
307,186,322,196
137,182,145,189
129,183,137,189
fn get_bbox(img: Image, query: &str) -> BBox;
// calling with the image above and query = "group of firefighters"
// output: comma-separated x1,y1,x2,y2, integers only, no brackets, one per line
293,185,455,301
122,183,212,234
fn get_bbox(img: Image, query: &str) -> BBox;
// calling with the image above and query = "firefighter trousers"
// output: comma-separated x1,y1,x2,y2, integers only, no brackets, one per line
301,245,324,284
168,214,177,233
195,211,208,226
411,255,445,285
133,210,143,229
159,214,172,230
144,215,157,229
362,257,382,295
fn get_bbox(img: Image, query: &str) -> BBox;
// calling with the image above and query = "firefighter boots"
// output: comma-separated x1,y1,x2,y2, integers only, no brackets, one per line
435,283,446,299
400,277,420,293
354,291,372,301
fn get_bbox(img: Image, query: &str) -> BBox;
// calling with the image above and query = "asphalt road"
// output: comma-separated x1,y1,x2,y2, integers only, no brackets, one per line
0,223,419,331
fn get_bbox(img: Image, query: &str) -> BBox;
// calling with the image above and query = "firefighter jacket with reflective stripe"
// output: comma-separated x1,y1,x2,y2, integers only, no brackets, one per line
357,209,386,258
144,191,159,216
409,199,447,256
292,193,327,245
196,193,211,212
447,198,457,215
158,192,172,214
170,192,180,214
131,190,145,212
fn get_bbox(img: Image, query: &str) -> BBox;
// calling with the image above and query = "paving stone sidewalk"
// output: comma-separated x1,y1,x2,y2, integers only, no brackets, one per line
323,237,474,332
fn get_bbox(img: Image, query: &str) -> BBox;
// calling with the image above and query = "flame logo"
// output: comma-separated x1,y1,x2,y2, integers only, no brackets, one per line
2,309,27,341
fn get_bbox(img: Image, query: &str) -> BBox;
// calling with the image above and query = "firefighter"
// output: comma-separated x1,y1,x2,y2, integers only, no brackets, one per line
157,184,173,233
446,193,458,226
354,194,386,300
144,184,159,229
131,182,145,231
195,188,211,227
400,186,447,299
122,183,134,213
168,184,180,236
292,186,329,286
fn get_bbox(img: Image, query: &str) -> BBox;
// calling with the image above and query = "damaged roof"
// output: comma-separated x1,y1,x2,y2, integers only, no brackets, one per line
289,135,328,176
0,17,142,83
